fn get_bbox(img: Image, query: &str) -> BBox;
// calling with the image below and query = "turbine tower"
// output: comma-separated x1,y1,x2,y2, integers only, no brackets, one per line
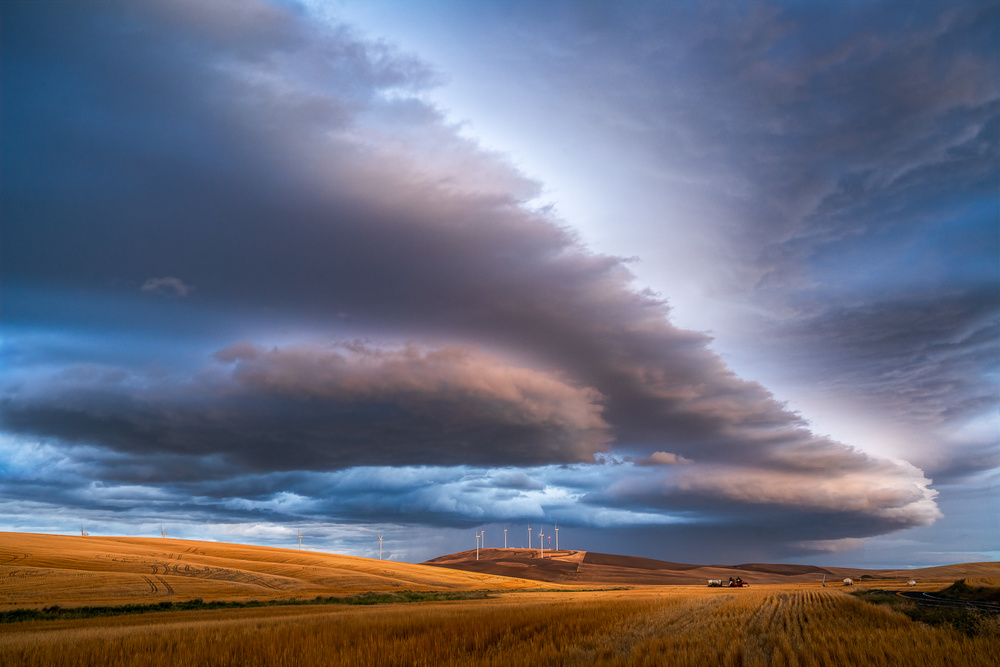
528,526,531,550
80,525,89,537
475,531,480,560
538,530,544,558
378,534,383,560
554,524,559,551
297,530,304,551
160,526,167,538
504,527,508,549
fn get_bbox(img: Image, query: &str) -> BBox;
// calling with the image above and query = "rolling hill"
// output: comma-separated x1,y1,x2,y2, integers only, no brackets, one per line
3,532,996,610
0,532,546,608
422,547,1000,586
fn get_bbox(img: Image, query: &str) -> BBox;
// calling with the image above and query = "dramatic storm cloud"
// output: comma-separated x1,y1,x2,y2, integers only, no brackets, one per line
5,342,612,470
2,0,995,565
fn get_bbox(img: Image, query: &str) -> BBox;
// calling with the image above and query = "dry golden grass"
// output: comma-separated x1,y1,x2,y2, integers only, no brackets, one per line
2,586,996,667
0,532,547,608
3,534,998,666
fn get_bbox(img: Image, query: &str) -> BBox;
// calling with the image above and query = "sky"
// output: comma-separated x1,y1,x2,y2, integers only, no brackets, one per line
1,0,997,567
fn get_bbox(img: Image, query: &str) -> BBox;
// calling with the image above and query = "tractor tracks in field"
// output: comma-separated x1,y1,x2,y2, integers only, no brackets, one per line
147,560,287,592
0,554,32,567
140,574,175,595
154,575,175,595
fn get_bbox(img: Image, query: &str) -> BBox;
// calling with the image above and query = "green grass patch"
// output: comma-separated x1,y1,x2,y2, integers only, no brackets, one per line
936,579,1000,603
0,590,492,624
851,588,996,638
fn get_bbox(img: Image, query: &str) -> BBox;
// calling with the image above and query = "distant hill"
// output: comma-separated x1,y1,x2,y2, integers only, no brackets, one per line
422,548,1000,586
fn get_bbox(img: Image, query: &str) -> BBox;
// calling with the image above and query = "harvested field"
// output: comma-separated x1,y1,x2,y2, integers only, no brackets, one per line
2,586,997,666
0,533,545,608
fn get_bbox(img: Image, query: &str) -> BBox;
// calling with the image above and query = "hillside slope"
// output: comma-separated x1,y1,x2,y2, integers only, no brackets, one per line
0,532,546,608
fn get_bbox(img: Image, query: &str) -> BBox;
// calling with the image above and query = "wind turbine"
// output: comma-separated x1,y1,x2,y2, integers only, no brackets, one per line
378,534,383,560
528,526,531,550
475,531,480,560
80,525,89,537
481,530,485,550
160,526,167,539
554,524,559,551
504,527,507,549
297,530,304,551
538,530,544,558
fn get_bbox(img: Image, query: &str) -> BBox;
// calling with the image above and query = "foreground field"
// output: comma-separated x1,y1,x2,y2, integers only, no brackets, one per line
2,586,996,667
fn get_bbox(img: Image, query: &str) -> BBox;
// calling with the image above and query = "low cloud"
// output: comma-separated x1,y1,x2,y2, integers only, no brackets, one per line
0,431,941,560
793,538,866,555
141,276,193,297
635,451,692,466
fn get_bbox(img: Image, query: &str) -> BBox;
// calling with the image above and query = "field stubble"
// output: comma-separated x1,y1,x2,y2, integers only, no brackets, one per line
2,586,996,667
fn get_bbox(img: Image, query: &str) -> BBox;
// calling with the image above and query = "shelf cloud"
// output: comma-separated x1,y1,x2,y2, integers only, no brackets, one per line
2,0,994,564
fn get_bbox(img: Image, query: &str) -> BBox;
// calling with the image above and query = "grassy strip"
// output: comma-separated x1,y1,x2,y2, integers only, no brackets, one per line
523,586,633,593
0,590,490,624
850,589,996,638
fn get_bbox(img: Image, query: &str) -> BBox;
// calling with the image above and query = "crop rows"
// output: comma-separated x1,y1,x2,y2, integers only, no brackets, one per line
2,588,997,667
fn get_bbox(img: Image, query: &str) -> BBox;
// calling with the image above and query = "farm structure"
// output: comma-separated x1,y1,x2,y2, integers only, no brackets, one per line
709,577,750,587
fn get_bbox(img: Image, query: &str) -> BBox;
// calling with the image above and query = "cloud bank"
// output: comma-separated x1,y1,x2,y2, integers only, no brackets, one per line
2,0,987,563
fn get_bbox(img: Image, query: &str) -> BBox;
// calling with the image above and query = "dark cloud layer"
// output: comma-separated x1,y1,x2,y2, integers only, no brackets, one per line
2,0,989,563
3,343,611,471
779,289,998,426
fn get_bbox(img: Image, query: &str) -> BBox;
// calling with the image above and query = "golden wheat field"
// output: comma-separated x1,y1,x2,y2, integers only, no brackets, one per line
0,532,545,607
2,533,998,666
2,586,998,667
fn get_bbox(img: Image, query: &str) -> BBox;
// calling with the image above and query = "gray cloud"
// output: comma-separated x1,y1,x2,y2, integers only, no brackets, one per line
778,289,998,426
142,276,194,297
